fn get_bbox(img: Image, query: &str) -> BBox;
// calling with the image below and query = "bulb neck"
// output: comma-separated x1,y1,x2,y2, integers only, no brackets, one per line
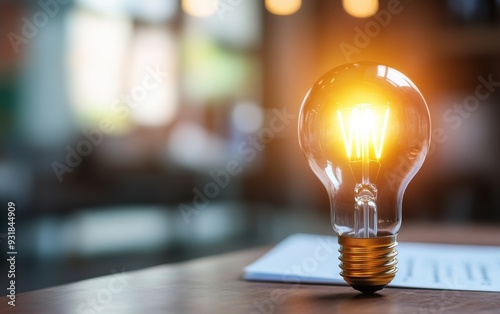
338,235,398,294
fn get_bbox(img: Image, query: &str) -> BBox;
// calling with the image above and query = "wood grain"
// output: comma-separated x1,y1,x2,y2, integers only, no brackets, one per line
1,224,499,314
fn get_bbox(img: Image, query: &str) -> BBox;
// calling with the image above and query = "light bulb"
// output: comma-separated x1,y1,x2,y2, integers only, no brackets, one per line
298,62,431,293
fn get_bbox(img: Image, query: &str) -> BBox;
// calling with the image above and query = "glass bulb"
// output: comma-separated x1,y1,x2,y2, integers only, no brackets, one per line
298,62,431,293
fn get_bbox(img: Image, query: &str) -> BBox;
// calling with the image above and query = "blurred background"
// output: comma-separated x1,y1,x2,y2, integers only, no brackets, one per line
1,0,500,292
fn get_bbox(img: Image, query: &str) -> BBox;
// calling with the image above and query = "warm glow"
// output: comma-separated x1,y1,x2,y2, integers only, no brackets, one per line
337,104,390,160
182,0,218,17
265,0,301,16
342,0,379,18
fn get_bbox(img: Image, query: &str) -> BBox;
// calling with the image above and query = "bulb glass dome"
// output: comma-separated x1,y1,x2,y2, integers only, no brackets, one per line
298,62,431,238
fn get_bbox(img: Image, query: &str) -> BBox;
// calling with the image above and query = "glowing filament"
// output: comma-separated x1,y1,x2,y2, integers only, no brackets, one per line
337,105,390,160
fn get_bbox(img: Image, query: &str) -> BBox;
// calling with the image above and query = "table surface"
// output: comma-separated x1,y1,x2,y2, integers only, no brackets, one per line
2,224,500,314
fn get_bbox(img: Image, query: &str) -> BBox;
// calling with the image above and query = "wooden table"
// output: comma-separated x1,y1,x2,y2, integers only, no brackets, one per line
2,224,500,314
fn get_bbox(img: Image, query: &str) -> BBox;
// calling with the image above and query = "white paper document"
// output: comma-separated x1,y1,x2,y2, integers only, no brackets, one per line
243,233,500,292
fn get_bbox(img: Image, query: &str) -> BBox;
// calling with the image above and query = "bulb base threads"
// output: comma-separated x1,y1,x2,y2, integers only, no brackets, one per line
338,235,398,294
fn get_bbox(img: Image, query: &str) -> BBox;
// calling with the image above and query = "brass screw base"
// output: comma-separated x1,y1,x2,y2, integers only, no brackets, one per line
338,235,398,294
